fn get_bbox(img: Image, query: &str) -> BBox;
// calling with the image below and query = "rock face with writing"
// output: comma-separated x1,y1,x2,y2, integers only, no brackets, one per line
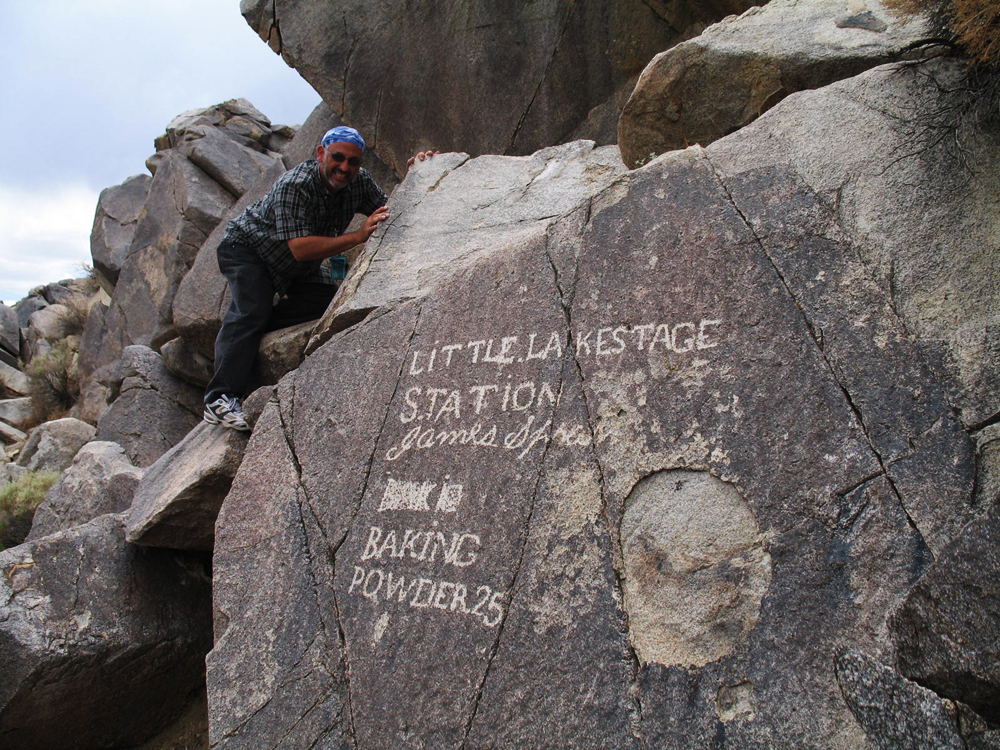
208,58,996,748
309,141,627,348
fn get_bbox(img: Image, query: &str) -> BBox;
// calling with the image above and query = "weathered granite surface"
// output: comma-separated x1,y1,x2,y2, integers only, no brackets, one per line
619,0,926,166
126,422,249,550
309,141,627,350
240,0,758,175
0,514,212,749
95,346,202,467
90,174,152,294
15,418,96,473
206,59,994,748
27,441,143,540
890,503,1000,724
705,58,1000,428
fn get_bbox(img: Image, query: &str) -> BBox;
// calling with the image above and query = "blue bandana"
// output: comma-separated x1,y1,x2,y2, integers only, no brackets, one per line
321,126,366,153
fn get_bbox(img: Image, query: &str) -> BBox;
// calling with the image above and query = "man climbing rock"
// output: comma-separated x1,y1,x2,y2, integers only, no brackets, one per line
203,125,434,430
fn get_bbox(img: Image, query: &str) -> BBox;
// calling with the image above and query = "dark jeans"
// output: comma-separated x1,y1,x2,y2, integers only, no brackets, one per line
204,240,337,404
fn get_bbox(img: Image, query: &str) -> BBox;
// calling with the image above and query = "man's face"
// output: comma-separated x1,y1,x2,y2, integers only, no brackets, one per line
316,141,363,193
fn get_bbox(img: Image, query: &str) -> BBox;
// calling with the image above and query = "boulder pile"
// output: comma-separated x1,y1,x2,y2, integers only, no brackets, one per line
2,1,999,748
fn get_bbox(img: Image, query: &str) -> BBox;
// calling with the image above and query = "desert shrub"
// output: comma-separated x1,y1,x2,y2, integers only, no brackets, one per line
74,263,101,296
953,0,1000,67
887,0,1000,68
0,470,58,550
884,0,1000,176
26,339,79,422
54,293,92,339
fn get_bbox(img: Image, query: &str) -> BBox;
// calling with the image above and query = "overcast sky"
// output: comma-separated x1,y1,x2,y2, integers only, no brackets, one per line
1,0,321,305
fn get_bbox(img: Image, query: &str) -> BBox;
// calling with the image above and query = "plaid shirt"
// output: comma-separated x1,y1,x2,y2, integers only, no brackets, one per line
224,159,387,295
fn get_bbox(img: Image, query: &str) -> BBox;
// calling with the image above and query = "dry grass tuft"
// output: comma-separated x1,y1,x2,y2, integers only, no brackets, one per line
954,0,1000,67
886,0,1000,67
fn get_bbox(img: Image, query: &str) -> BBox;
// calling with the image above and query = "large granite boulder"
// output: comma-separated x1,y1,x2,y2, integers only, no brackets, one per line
241,0,758,176
90,174,152,294
619,0,927,167
309,140,628,348
703,59,999,428
171,159,287,360
12,295,46,331
0,398,32,430
206,57,994,748
79,101,285,384
0,360,30,399
102,152,235,357
153,98,289,156
95,346,203,467
27,441,143,540
0,513,212,749
160,335,215,388
0,303,19,367
25,303,69,347
15,418,96,473
174,123,281,199
889,503,1000,724
126,422,249,551
0,421,26,447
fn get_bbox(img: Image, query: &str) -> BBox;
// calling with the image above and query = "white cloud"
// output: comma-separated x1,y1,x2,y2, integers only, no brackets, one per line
0,183,99,305
0,1,320,305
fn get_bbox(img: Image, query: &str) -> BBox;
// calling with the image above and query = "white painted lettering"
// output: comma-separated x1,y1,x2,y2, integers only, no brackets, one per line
411,578,436,608
672,322,696,353
432,581,454,609
697,319,721,349
363,568,384,602
511,381,536,411
348,566,365,593
467,340,487,363
441,343,463,366
649,324,672,352
435,483,463,513
436,390,462,421
408,350,425,376
399,386,422,424
469,384,498,414
379,479,437,511
633,323,655,350
362,526,382,560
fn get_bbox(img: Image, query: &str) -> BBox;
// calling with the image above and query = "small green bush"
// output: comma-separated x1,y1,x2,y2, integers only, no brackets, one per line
0,470,59,550
26,339,79,423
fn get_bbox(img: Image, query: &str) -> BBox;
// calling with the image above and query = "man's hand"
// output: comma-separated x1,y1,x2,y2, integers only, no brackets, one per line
287,205,391,261
406,151,441,170
360,205,390,240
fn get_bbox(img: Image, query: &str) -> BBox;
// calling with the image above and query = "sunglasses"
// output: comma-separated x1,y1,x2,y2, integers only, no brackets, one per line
327,150,363,167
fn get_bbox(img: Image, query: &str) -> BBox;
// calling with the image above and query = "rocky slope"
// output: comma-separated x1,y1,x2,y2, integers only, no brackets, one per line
1,1,998,748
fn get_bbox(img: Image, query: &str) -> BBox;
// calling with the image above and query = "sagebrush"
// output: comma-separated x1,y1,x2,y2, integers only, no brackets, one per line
55,293,92,339
26,339,79,423
0,471,58,550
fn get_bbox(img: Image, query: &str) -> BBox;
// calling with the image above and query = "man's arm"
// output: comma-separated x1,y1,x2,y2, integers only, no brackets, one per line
287,206,389,261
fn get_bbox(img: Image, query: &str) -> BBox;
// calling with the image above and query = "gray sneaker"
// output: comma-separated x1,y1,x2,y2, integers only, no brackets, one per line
204,395,250,431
